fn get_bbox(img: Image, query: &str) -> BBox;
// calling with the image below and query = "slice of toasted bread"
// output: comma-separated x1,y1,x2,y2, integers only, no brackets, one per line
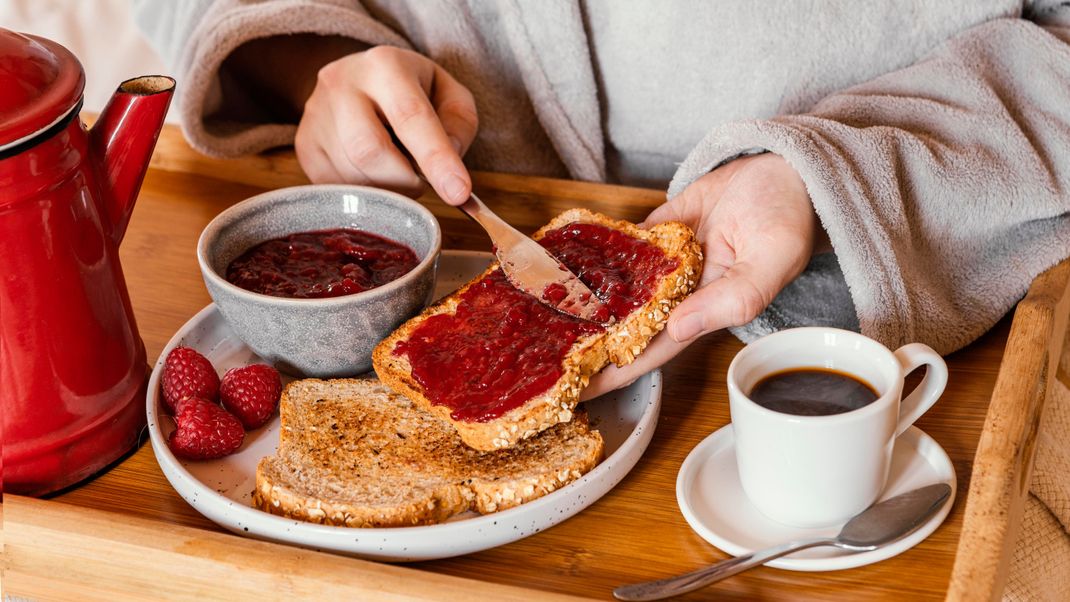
253,378,604,527
374,208,702,451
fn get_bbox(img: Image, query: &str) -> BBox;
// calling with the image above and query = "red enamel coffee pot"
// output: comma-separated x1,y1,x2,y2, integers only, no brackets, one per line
0,29,174,495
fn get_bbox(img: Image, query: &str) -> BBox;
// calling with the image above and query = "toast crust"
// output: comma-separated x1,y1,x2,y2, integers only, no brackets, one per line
373,209,702,451
252,378,604,527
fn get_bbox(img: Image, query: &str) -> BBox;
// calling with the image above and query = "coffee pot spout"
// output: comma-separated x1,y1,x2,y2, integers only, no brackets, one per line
89,75,175,244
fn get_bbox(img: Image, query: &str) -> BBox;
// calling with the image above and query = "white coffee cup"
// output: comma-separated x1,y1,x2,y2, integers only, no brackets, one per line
727,327,947,528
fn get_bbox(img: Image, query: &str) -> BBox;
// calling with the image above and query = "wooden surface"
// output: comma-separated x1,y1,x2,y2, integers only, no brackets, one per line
947,260,1070,601
3,497,582,602
0,125,1027,600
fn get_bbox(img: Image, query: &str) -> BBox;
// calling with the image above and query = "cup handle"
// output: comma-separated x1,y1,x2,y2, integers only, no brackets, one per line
893,343,948,436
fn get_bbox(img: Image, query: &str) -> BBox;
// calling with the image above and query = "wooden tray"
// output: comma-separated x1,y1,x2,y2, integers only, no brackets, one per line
948,259,1070,601
3,126,1067,600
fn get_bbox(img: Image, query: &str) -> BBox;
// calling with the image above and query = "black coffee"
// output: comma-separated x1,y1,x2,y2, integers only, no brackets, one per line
749,368,879,416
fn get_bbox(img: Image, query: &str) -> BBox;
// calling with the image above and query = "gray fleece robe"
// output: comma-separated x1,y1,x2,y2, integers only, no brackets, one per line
133,0,1070,358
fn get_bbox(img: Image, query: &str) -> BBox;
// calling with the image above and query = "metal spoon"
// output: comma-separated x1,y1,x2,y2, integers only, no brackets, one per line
613,483,952,601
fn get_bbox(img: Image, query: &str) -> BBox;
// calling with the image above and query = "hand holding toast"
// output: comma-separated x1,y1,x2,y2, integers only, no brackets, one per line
585,153,824,399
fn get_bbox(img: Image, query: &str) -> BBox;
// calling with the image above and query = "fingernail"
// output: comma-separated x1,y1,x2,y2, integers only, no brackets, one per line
672,312,704,342
443,173,469,204
448,136,463,154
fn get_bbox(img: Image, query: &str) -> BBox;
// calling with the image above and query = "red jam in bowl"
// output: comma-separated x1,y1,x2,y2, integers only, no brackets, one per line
225,228,419,299
393,222,679,422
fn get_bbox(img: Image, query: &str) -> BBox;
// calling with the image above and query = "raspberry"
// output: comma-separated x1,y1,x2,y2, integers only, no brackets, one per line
161,347,220,412
220,364,283,430
167,397,244,460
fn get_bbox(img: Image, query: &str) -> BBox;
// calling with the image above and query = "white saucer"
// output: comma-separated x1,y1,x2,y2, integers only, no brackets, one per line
676,424,956,571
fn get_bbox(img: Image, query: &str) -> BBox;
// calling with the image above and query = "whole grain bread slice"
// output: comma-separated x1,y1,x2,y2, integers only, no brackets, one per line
373,208,702,451
253,378,604,527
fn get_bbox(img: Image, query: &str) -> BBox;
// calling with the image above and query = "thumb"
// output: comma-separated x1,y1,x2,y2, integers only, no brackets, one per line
640,199,683,229
667,256,791,342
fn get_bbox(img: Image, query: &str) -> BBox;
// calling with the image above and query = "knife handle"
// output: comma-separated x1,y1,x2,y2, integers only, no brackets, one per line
413,171,520,242
456,192,522,243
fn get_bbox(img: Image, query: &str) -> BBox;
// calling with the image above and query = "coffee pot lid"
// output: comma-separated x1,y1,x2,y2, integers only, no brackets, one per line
0,28,85,150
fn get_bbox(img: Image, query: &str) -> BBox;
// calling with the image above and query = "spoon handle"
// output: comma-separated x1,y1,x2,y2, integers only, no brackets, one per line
613,538,837,601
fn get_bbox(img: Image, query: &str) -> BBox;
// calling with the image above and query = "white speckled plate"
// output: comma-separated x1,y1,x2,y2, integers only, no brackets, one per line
147,250,661,561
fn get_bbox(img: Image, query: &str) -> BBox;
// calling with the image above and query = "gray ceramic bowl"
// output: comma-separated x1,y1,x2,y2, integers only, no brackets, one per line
197,185,441,377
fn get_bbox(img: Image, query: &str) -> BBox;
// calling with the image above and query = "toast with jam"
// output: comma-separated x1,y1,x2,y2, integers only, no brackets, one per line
253,378,603,526
373,208,702,451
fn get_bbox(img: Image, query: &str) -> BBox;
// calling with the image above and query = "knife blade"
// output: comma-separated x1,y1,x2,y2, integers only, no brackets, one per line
456,191,609,323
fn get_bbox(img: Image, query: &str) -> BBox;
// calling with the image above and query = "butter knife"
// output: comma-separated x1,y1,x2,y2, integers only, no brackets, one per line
456,190,609,323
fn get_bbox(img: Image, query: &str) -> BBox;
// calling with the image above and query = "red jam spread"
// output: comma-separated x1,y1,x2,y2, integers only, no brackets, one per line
225,228,418,299
393,222,679,422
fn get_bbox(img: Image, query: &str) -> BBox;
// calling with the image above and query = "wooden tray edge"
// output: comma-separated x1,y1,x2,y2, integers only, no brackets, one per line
1,495,591,601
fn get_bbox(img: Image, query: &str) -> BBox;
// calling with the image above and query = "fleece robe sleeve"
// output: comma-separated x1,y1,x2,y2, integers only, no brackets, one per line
131,0,410,157
669,10,1070,355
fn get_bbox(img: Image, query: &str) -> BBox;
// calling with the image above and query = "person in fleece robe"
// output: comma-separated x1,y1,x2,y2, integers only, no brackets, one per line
135,1,1070,397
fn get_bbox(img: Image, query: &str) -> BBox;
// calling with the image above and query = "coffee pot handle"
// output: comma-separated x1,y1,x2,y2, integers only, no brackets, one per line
893,343,948,437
